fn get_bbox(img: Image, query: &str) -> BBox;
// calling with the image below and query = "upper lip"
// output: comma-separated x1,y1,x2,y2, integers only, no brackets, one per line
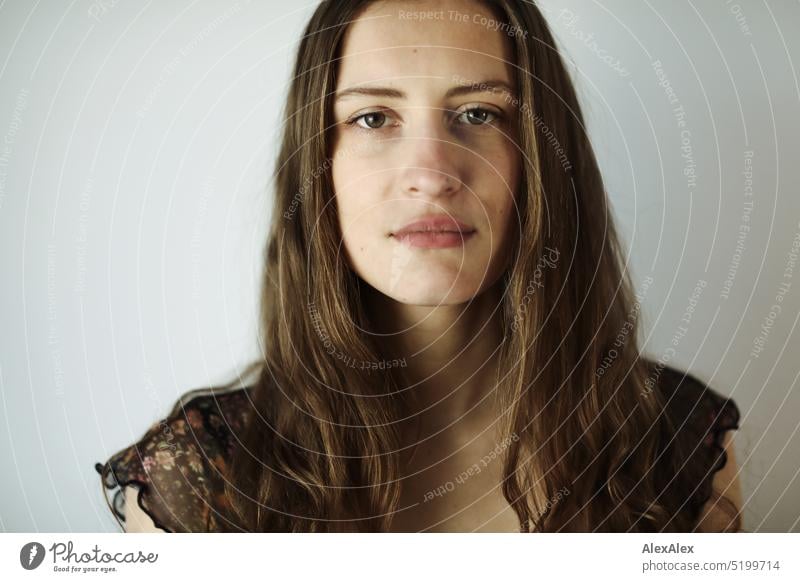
392,214,476,236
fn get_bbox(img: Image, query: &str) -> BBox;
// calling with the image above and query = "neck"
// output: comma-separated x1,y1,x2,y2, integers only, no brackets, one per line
365,282,506,436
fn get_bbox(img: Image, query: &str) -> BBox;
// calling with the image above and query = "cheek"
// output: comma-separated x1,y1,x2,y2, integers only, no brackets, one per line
479,149,519,243
332,158,390,273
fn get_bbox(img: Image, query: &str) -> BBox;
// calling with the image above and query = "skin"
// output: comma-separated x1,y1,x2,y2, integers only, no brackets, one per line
330,0,523,531
331,0,520,434
122,485,165,533
695,430,745,532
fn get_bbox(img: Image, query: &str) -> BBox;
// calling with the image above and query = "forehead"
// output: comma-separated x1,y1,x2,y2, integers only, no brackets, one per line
336,0,516,88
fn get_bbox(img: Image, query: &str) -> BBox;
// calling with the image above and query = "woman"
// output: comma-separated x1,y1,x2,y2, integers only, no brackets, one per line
96,0,743,533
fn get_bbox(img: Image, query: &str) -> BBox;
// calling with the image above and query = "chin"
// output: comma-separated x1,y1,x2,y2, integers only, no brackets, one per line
381,280,481,306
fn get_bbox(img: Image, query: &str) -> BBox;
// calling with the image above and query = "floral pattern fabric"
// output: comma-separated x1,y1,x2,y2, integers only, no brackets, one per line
95,386,251,532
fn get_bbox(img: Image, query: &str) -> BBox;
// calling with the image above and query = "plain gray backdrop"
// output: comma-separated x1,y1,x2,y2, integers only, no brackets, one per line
0,0,798,532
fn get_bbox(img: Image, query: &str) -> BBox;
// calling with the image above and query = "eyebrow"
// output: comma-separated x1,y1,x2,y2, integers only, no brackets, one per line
334,79,517,102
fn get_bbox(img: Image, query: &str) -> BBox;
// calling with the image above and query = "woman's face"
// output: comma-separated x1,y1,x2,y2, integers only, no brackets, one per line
331,0,521,306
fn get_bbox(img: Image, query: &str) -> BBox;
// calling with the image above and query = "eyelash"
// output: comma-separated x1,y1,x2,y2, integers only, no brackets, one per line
344,106,503,132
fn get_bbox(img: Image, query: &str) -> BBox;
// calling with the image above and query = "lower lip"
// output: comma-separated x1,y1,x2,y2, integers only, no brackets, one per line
391,231,475,249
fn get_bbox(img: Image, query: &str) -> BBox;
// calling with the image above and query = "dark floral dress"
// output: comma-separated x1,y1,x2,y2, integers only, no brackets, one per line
95,386,252,532
94,364,740,532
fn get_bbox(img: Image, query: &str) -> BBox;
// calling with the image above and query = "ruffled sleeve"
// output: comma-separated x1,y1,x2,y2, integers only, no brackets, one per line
654,365,741,522
95,387,251,533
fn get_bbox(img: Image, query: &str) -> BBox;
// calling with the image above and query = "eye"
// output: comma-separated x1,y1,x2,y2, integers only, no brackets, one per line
456,107,501,126
346,110,393,130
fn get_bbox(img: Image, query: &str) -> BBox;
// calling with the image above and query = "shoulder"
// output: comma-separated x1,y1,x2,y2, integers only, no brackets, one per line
695,428,744,532
122,485,166,533
95,384,254,533
646,362,743,531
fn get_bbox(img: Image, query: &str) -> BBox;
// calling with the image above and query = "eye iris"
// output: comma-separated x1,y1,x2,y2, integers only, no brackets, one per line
362,112,385,128
466,109,490,125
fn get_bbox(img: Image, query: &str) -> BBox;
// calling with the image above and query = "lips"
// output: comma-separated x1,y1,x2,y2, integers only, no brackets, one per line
391,214,475,237
390,214,476,249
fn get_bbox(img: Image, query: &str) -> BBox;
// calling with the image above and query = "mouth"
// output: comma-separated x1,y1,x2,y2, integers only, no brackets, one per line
390,229,476,249
389,214,475,249
391,230,475,249
392,216,475,235
389,214,476,249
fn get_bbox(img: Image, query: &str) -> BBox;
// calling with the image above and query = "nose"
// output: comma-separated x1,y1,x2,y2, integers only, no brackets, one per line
399,120,464,198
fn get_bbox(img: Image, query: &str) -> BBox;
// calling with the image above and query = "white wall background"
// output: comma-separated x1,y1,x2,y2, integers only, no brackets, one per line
0,0,797,532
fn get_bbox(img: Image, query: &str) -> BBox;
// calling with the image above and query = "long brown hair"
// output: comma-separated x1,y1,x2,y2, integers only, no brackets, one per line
221,0,741,532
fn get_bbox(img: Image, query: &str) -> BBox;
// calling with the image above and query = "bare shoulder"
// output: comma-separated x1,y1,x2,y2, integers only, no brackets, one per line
123,486,166,533
695,430,744,532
